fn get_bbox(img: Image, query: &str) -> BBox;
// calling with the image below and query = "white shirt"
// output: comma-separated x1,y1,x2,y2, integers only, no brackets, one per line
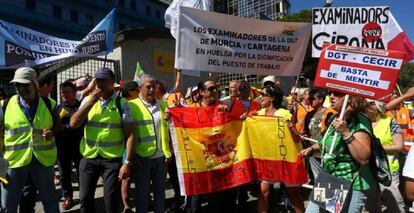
403,148,414,178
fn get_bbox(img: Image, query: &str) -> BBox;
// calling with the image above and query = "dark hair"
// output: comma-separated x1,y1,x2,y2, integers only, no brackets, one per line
309,89,327,100
263,85,283,109
122,80,138,98
202,79,216,90
155,80,167,95
38,73,54,87
60,80,76,91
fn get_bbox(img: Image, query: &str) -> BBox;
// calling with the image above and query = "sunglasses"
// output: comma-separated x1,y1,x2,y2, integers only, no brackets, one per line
205,86,217,92
14,83,31,88
329,91,344,97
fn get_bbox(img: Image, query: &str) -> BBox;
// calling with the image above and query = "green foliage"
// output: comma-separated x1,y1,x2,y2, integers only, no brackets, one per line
398,63,414,93
278,9,312,23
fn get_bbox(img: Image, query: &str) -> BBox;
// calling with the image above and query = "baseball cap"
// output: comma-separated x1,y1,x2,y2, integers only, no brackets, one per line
10,67,39,88
95,67,114,79
262,75,276,87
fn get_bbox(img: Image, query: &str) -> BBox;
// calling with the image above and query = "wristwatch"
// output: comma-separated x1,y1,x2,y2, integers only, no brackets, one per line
124,160,131,166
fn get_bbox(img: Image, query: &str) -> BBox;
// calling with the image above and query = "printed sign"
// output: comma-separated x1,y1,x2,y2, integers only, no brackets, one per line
312,6,414,59
314,44,405,101
175,7,311,76
0,9,115,69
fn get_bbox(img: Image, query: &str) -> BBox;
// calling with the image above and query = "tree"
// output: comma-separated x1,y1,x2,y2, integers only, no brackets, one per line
398,63,414,93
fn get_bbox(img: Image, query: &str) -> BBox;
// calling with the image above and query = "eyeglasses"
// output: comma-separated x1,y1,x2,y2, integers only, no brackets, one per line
205,86,217,92
329,91,345,97
14,83,30,88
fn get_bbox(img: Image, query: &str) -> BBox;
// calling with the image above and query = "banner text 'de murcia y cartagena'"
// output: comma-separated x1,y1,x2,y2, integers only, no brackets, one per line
314,44,405,101
0,9,115,69
175,7,311,76
169,106,307,195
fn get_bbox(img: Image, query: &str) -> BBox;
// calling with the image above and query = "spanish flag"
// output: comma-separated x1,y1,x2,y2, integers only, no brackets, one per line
169,106,307,195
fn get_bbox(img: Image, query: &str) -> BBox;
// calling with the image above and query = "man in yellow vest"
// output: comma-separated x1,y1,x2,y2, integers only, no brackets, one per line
129,74,171,213
1,67,61,213
70,67,135,213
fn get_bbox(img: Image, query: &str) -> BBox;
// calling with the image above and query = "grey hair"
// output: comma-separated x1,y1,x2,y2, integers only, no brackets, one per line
138,74,155,86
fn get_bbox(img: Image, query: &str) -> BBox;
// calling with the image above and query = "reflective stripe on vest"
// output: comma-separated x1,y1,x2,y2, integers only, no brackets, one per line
87,121,122,129
374,116,400,172
129,98,171,158
80,96,125,159
4,95,56,168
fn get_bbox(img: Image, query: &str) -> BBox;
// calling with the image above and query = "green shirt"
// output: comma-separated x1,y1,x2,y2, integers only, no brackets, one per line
319,111,376,191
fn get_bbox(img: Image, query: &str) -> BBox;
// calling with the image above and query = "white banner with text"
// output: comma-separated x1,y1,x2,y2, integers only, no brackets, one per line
175,7,311,76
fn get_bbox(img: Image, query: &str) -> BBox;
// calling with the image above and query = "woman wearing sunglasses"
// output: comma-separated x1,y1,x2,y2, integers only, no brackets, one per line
301,92,378,213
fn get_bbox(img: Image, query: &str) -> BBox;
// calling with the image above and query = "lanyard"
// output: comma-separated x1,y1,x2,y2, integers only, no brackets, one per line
19,96,38,127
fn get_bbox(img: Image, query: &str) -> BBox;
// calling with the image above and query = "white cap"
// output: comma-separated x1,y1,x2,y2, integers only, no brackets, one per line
10,67,38,88
262,75,276,87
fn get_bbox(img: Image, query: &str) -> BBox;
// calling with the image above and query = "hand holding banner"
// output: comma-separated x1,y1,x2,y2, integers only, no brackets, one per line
314,44,405,101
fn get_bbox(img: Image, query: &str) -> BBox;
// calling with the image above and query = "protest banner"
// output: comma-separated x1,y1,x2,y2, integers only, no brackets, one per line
175,7,311,76
169,106,307,195
314,44,405,101
0,9,115,69
312,6,414,60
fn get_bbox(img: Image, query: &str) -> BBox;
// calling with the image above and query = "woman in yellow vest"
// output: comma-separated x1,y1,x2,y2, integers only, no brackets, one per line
2,67,61,213
365,100,405,212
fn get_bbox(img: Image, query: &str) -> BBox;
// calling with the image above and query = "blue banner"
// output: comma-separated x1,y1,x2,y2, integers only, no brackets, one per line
0,9,115,69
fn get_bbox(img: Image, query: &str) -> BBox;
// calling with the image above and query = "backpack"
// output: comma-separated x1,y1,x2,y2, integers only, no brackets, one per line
355,113,392,187
369,134,392,187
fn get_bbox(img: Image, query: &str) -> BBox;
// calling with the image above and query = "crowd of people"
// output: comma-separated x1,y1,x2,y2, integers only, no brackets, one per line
1,66,414,213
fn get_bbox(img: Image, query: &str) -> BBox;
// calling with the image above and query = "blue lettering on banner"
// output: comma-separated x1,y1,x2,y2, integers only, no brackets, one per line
345,75,379,87
327,51,348,60
362,56,397,68
340,66,368,76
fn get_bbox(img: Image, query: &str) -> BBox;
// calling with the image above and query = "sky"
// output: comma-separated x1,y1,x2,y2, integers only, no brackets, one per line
290,0,414,42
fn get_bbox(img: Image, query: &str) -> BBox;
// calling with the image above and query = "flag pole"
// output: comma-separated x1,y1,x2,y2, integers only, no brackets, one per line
103,54,108,68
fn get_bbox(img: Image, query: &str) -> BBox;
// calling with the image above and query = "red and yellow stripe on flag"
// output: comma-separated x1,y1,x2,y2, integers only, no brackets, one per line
169,106,307,195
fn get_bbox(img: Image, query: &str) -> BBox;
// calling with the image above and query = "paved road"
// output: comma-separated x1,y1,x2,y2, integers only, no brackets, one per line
34,170,312,213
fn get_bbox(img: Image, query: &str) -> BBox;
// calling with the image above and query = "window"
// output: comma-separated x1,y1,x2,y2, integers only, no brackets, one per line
26,0,36,10
130,0,136,10
156,9,161,19
70,10,79,23
53,5,62,19
86,14,94,27
119,23,125,31
145,5,151,16
119,0,125,7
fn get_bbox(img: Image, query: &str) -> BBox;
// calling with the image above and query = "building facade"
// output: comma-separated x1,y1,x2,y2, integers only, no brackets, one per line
0,0,170,40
